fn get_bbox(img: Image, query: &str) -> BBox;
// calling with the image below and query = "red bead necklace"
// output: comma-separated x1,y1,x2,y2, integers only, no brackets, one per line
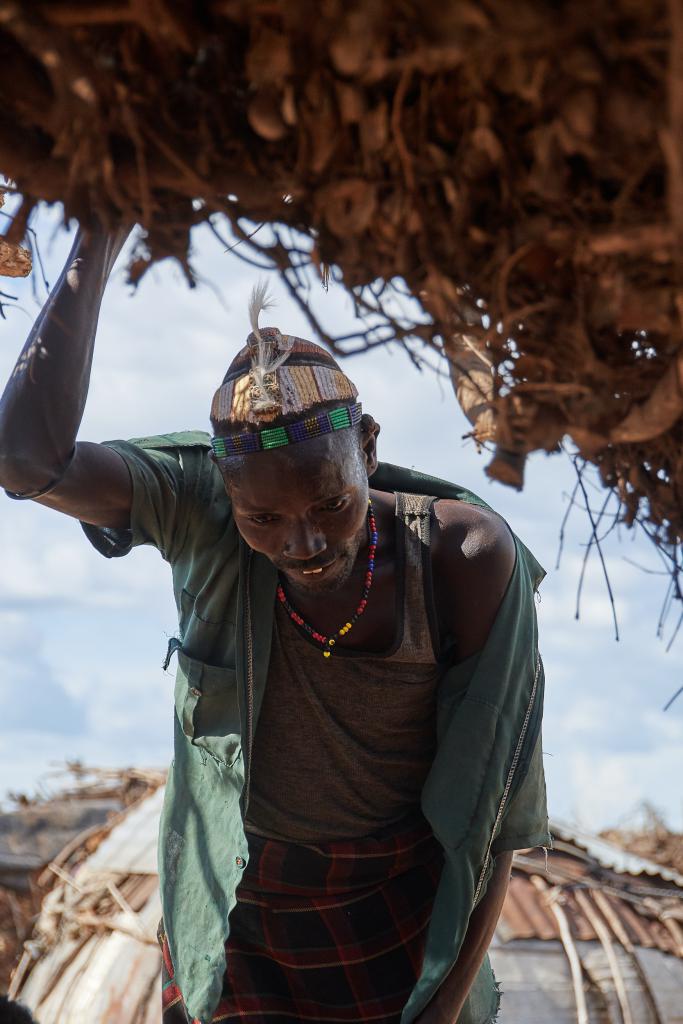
276,499,378,658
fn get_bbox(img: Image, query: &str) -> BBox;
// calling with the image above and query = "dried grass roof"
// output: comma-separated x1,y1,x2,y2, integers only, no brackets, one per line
1,1,682,574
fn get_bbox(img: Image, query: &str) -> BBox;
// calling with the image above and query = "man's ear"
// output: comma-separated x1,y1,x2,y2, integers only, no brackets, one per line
360,414,380,477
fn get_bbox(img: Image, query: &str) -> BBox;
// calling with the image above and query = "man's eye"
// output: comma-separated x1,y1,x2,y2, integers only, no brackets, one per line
249,514,278,525
320,498,347,513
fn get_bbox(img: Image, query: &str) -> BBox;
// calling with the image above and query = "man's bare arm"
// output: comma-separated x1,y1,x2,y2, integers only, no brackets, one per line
416,503,517,1021
0,226,133,527
416,852,513,1024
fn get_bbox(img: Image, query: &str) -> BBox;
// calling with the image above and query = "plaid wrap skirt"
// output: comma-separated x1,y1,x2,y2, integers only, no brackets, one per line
160,813,443,1023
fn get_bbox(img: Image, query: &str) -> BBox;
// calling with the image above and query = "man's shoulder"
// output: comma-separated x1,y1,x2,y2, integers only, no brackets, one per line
432,497,515,572
430,499,517,657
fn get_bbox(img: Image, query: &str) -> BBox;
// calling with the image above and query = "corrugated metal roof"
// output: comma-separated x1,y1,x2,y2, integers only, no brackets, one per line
79,787,164,878
18,909,162,1024
491,937,683,1024
499,868,682,957
550,819,683,887
0,799,119,878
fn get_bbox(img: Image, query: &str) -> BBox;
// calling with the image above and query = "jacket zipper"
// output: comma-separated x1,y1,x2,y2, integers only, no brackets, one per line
472,651,541,907
243,550,255,813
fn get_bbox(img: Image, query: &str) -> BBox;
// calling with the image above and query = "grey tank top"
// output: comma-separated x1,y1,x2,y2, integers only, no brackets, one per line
245,493,441,842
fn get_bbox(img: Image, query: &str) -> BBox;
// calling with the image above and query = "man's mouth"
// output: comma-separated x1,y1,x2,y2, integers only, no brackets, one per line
300,559,336,576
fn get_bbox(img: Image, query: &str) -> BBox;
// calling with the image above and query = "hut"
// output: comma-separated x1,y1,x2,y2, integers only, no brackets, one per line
491,822,683,1023
9,787,164,1024
7,786,683,1024
0,766,162,999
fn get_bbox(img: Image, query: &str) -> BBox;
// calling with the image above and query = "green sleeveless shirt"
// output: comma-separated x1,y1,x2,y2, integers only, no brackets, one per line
83,431,550,1024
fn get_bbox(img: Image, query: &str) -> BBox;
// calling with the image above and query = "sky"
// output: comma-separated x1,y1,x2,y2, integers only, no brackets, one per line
0,203,681,834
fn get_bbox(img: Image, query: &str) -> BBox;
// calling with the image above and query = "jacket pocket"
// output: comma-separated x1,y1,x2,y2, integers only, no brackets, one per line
173,648,242,767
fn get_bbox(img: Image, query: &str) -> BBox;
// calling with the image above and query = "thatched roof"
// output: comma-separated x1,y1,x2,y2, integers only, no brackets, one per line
1,2,682,556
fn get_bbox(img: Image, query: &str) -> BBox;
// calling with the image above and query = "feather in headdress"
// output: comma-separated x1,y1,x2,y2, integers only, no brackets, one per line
246,280,293,416
248,280,275,345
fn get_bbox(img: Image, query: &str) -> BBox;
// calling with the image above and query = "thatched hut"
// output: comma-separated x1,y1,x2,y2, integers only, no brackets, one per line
7,786,683,1024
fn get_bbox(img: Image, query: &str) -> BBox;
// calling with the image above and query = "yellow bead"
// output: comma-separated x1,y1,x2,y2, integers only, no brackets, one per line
346,622,352,629
323,650,331,658
328,639,335,646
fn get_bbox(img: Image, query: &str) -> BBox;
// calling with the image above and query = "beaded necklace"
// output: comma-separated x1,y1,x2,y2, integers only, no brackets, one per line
276,499,378,658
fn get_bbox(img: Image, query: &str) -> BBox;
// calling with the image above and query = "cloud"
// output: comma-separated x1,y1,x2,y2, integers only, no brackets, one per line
559,744,683,831
0,501,170,609
0,612,86,735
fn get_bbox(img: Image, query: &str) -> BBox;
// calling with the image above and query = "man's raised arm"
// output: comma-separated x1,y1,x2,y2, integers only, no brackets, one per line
0,224,133,528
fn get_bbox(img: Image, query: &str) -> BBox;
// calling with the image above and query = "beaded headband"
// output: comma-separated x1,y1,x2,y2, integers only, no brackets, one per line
212,402,363,459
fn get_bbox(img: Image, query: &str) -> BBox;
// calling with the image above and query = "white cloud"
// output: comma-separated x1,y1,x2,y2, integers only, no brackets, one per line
560,745,683,832
0,611,86,735
0,501,170,608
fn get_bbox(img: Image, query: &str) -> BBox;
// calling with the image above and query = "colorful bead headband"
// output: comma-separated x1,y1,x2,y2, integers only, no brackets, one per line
212,402,363,459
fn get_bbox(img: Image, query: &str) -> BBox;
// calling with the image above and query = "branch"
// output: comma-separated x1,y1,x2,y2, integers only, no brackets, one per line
573,458,620,641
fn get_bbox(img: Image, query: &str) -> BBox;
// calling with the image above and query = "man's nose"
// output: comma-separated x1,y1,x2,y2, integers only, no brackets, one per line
283,521,326,561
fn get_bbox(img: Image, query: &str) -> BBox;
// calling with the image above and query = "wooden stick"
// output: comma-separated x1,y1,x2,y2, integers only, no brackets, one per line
592,890,664,1024
106,880,150,941
575,888,633,1024
531,875,590,1024
659,913,683,957
72,911,158,945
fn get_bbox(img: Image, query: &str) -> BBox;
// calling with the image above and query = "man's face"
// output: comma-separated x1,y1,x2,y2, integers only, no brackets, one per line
223,428,374,594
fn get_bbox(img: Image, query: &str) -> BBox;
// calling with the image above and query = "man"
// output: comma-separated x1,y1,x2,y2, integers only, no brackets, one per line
0,226,549,1024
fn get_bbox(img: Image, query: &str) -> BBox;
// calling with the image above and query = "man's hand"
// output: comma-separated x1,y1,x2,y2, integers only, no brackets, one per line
414,852,513,1024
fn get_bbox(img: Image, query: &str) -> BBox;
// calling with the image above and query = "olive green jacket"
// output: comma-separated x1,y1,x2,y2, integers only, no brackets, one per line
83,431,550,1024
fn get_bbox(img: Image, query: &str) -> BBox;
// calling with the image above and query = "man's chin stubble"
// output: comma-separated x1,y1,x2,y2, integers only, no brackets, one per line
280,548,361,595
